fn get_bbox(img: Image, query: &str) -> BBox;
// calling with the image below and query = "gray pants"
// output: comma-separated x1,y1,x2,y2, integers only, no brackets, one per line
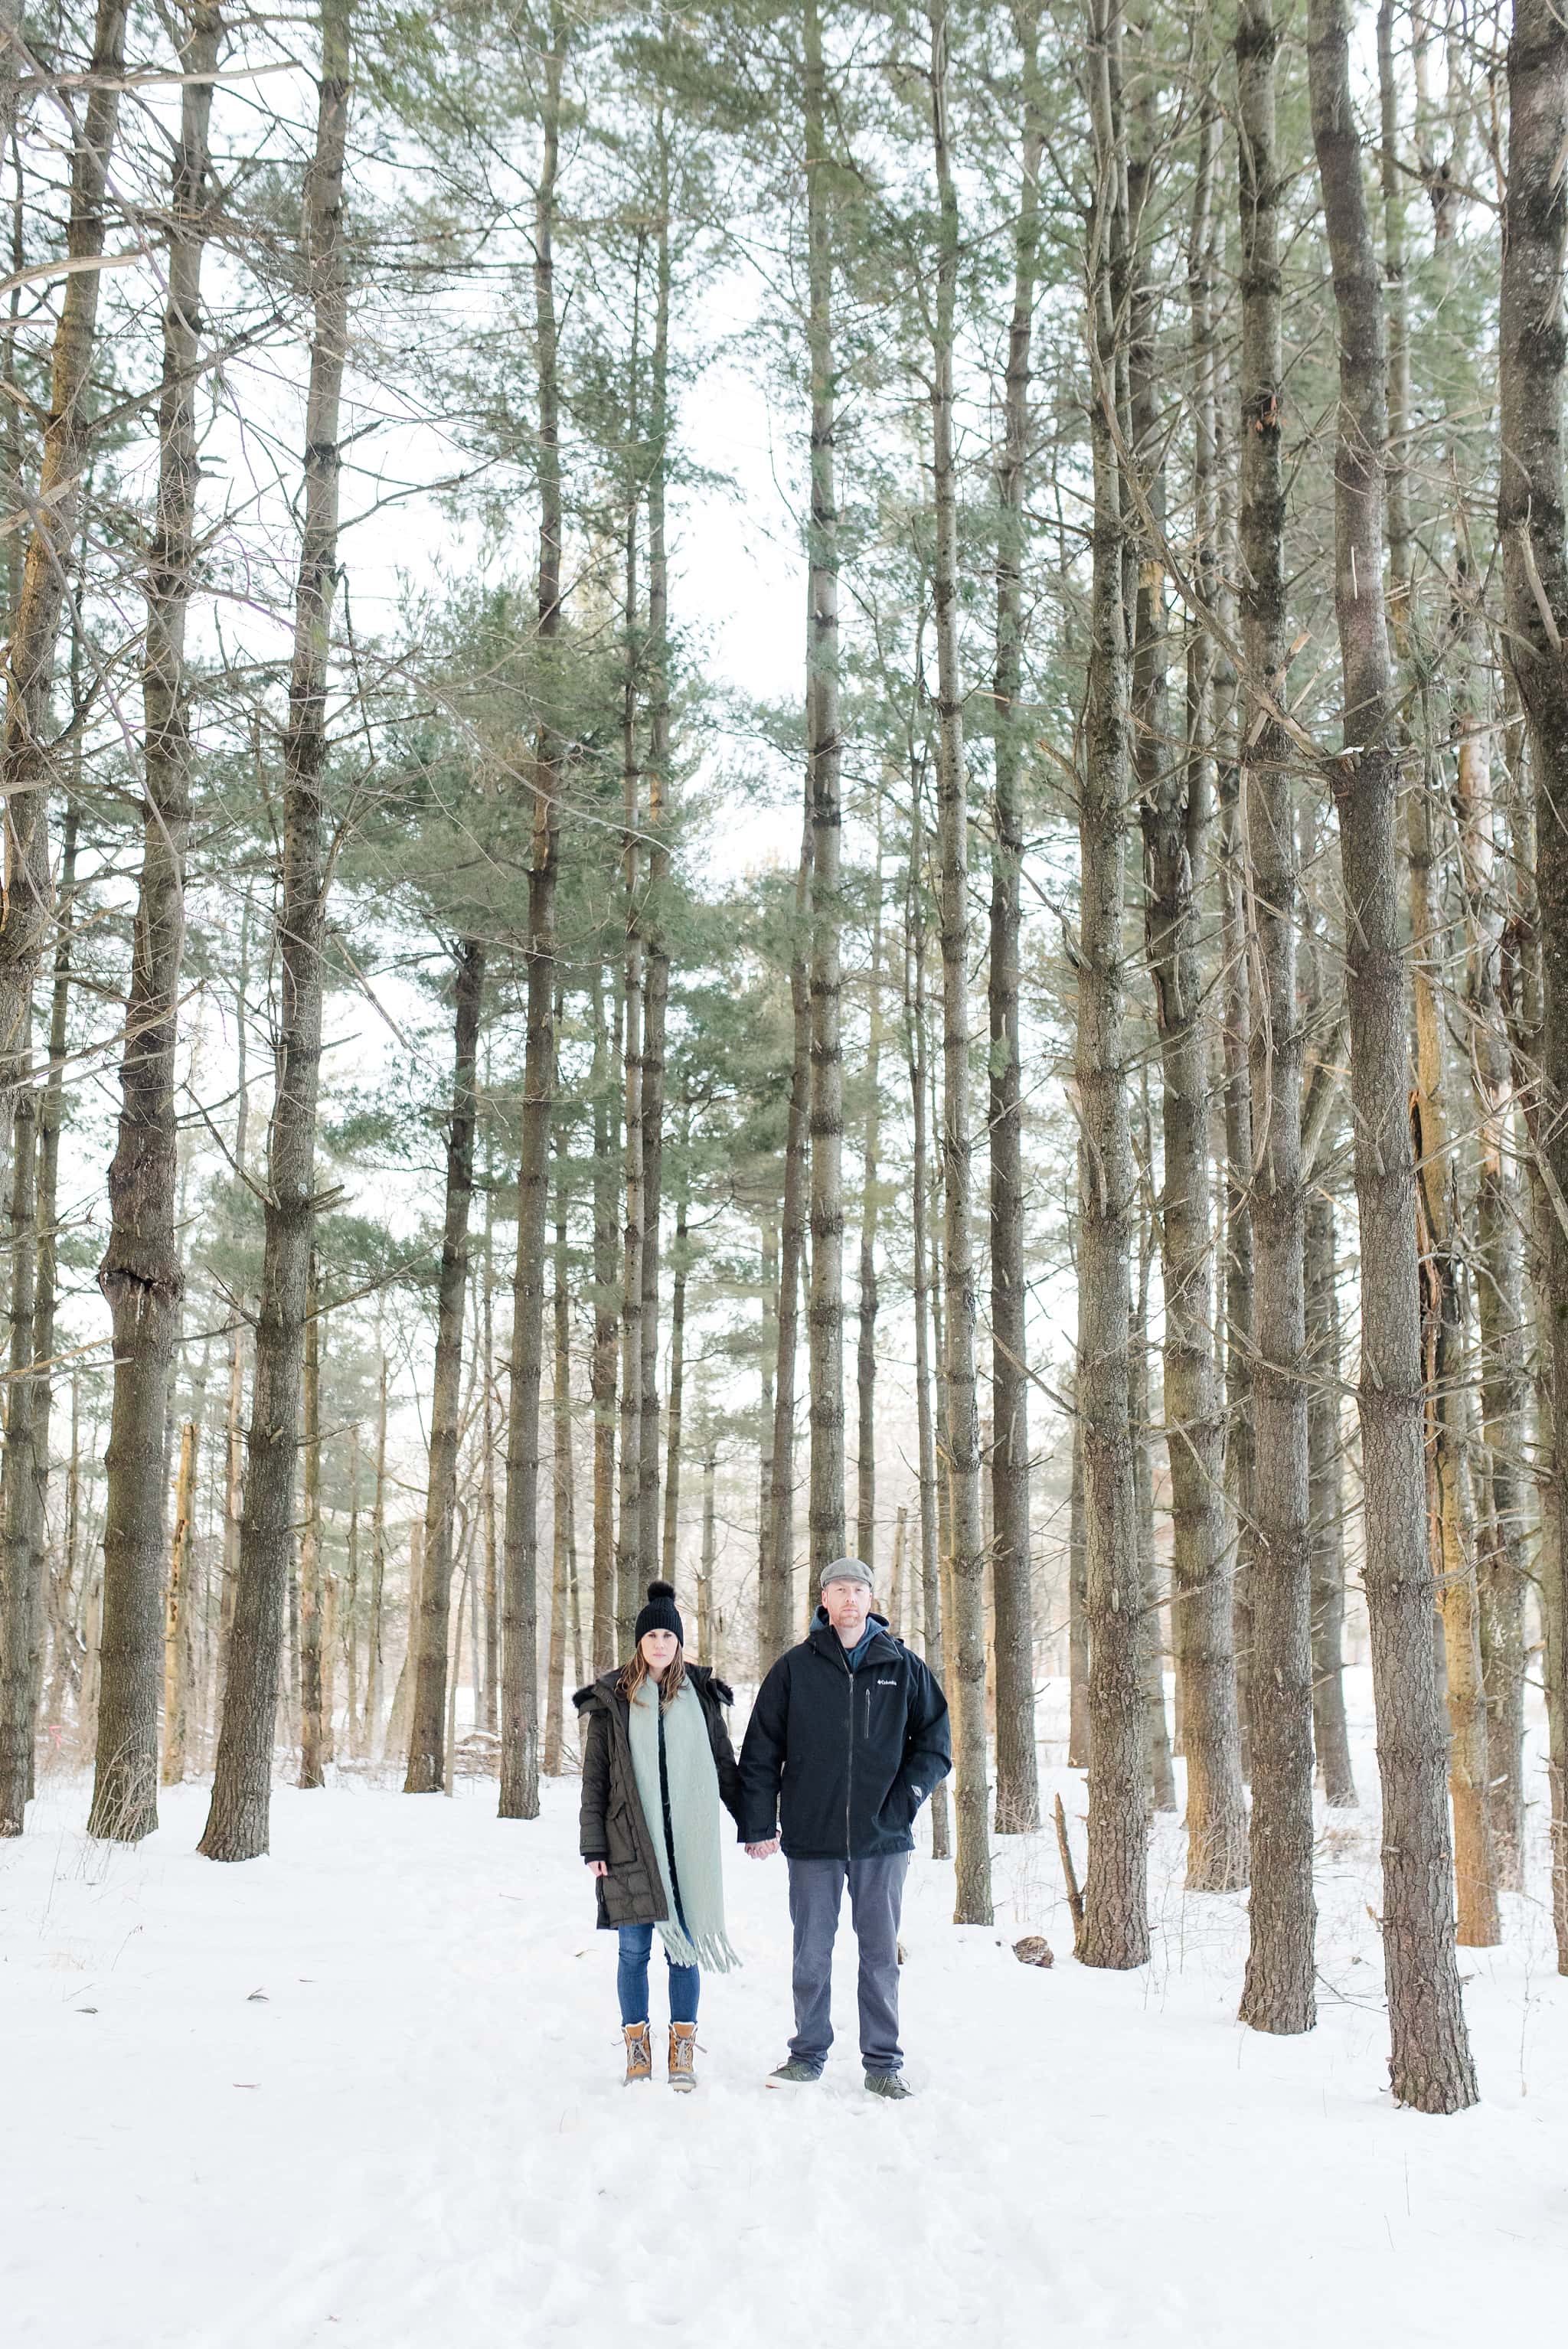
786,1853,909,2076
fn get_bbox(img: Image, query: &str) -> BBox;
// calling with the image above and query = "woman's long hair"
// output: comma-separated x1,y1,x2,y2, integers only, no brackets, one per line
618,1644,687,1713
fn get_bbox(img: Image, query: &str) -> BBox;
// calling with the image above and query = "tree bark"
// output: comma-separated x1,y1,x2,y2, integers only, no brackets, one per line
1077,0,1148,1969
988,0,1044,1837
857,822,884,1578
1140,76,1246,1888
906,818,949,1859
1499,0,1568,1974
927,0,991,1927
762,818,812,1671
804,0,847,1582
1308,0,1478,2104
200,0,351,1863
544,1120,571,1776
0,0,129,1840
160,1420,198,1786
1305,1188,1356,1806
0,1092,41,1831
366,1350,388,1749
1236,0,1315,2036
406,939,484,1792
33,802,77,1749
499,4,567,1825
1458,741,1527,1888
92,0,223,1839
298,1261,325,1787
590,966,619,1672
638,180,675,1590
662,1190,688,1579
1068,1378,1089,1770
616,243,646,1654
1132,1188,1175,1813
0,0,127,1120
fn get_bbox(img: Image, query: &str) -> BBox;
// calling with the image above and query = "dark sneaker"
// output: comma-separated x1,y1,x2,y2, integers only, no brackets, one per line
864,2071,913,2100
766,2058,822,2086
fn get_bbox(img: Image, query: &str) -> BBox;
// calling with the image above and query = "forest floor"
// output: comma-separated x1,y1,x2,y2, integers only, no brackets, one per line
3,1671,1565,2349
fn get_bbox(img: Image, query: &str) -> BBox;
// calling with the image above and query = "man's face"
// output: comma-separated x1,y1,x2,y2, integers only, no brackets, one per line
822,1578,872,1641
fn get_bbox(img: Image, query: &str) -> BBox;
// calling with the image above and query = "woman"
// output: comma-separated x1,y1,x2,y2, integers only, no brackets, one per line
575,1580,743,2089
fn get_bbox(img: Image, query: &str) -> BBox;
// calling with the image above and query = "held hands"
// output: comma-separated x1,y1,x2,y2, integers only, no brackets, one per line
745,1838,781,1860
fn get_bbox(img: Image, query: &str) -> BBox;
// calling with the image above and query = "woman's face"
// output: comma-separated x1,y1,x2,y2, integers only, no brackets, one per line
640,1629,679,1675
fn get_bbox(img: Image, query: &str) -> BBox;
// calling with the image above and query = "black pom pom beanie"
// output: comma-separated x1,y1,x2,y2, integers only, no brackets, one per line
634,1579,684,1646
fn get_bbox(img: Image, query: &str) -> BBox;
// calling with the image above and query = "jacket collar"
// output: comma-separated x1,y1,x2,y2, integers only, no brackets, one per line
808,1609,897,1668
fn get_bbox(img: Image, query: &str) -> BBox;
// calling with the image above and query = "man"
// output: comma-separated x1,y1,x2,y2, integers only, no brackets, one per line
739,1557,951,2098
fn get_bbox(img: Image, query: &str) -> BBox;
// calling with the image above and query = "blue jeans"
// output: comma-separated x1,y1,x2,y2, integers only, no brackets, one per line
617,1923,699,2027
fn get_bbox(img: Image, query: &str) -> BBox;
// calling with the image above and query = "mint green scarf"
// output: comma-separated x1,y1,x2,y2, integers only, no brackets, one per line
627,1679,740,1974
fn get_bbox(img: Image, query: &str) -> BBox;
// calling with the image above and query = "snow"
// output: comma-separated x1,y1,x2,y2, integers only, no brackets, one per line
4,1674,1565,2349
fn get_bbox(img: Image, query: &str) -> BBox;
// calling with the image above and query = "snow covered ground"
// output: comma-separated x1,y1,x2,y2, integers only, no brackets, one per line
4,1673,1565,2349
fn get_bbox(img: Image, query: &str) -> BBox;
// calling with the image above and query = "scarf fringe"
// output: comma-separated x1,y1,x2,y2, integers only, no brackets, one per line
656,1920,742,1975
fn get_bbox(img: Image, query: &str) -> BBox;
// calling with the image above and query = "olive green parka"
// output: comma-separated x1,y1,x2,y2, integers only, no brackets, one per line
573,1664,744,1930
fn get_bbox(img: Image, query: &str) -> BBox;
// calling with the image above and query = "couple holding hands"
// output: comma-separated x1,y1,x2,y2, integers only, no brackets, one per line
575,1559,952,2095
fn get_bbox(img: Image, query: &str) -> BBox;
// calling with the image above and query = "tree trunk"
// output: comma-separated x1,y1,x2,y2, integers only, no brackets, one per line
1139,79,1246,1890
299,1259,325,1787
803,0,847,1583
1236,0,1315,2036
5,1,128,1838
407,939,485,1793
0,1093,41,1831
1459,760,1527,1889
907,821,949,1860
1220,772,1258,1781
0,0,127,1119
1068,1386,1089,1769
345,1420,361,1758
1132,1194,1175,1813
662,1191,688,1579
544,1127,571,1776
638,184,675,1591
763,818,812,1670
214,893,254,1738
927,0,991,1927
365,1351,388,1749
616,600,645,1661
1409,802,1499,1946
1499,0,1568,1972
1125,36,1174,1828
1309,0,1479,2104
857,818,884,1577
757,1213,777,1661
590,968,619,1674
92,0,224,1839
499,3,566,1825
1077,0,1148,1969
200,0,351,1864
1305,1189,1356,1805
33,801,77,1748
699,1445,717,1658
615,227,647,1653
160,1422,198,1786
988,2,1044,1838
890,1503,907,1640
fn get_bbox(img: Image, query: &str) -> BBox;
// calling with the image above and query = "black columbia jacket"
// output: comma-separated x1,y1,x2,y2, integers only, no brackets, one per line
737,1611,952,1860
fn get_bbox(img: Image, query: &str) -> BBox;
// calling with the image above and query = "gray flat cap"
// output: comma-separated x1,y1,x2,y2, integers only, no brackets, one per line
818,1556,874,1592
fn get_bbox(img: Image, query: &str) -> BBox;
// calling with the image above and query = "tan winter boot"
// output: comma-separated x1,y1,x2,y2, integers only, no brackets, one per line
668,2022,698,2092
623,2022,652,2085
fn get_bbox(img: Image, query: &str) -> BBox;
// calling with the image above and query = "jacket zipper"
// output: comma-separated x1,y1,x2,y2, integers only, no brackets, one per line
838,1641,854,1855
